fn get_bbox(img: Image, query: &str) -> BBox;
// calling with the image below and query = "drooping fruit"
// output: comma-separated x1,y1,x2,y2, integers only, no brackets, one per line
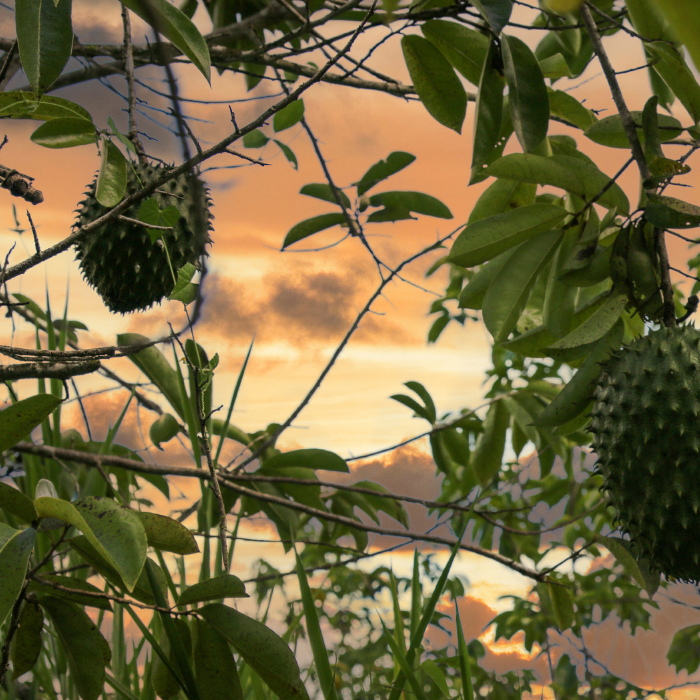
74,161,212,314
590,324,700,582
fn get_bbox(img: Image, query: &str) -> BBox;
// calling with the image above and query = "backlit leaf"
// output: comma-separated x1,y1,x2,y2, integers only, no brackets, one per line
263,448,348,473
30,117,97,148
368,191,452,218
282,213,346,248
584,111,682,148
243,129,268,148
273,100,305,132
355,152,416,195
0,92,92,121
300,183,351,208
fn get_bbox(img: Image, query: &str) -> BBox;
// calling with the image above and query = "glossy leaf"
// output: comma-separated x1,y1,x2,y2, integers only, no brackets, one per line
355,152,416,195
645,193,700,229
16,0,73,95
483,230,562,342
30,117,98,148
401,34,467,133
263,448,348,473
11,600,43,679
283,213,346,248
193,618,244,700
0,92,92,121
368,191,452,219
134,511,199,554
0,528,36,626
501,35,549,153
177,574,248,607
470,400,508,485
28,573,112,610
448,203,568,267
421,19,488,86
273,100,305,132
485,153,629,214
199,604,311,700
96,139,127,207
0,394,62,452
546,582,574,631
121,0,211,81
584,111,682,148
300,183,351,208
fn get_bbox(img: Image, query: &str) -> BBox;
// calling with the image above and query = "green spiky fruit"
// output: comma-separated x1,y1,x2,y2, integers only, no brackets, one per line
591,325,700,582
74,162,212,314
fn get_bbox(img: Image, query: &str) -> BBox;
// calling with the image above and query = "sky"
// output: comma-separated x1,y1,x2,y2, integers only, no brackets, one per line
3,0,700,696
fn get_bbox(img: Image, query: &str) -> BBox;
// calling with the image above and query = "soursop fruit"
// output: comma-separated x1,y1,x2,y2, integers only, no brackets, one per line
590,324,700,582
74,161,212,313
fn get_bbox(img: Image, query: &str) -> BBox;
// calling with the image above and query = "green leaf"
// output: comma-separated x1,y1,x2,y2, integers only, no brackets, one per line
177,574,248,607
134,511,199,555
645,42,700,124
421,19,488,86
0,394,62,452
458,247,518,310
96,139,127,207
40,596,107,700
470,400,509,485
355,152,416,195
120,0,211,81
501,35,549,153
382,623,429,700
243,129,268,148
16,0,73,95
595,535,658,598
648,0,700,80
468,178,535,224
263,448,348,473
300,183,351,208
108,116,138,153
547,88,596,130
274,139,298,169
169,263,199,305
483,230,562,342
485,153,629,215
0,528,36,626
448,203,568,267
11,601,43,679
547,291,627,350
282,213,346,248
117,334,184,419
193,618,244,700
455,605,474,700
0,92,92,121
150,412,181,449
470,0,513,33
0,482,38,523
199,604,311,700
539,53,572,80
584,111,682,148
667,624,700,675
368,191,452,219
30,117,97,148
28,573,112,610
273,100,305,132
546,582,574,631
34,497,146,593
401,34,467,133
645,193,700,229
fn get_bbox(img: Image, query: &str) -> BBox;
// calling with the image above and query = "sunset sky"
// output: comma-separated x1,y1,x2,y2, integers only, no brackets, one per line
2,0,700,695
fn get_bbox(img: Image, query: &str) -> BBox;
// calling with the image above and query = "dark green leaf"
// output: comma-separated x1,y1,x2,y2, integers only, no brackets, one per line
11,601,43,679
368,191,452,218
448,203,568,267
470,0,513,33
667,624,700,675
596,535,657,597
421,19,488,86
274,139,298,169
645,193,700,229
243,129,268,148
356,152,415,195
546,582,574,631
646,42,700,124
0,528,36,626
584,111,682,148
538,53,572,80
16,0,73,95
548,88,596,130
468,178,535,224
0,482,37,522
273,100,305,132
30,117,97,148
149,413,181,449
0,91,92,121
28,574,112,610
121,0,211,81
134,511,199,555
401,34,467,133
0,394,62,452
96,139,127,207
193,618,244,700
470,400,508,485
282,213,346,248
178,574,248,607
263,448,348,473
300,183,351,208
458,247,518,310
501,35,549,153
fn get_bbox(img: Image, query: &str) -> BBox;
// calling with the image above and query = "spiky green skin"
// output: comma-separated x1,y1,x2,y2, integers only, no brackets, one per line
591,325,700,582
74,162,212,314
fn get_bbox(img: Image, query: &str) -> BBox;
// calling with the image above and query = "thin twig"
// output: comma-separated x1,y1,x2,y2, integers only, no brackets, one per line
121,5,147,161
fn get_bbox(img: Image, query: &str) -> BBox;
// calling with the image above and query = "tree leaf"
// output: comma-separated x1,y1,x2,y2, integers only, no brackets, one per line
401,34,467,133
468,178,535,224
243,129,268,148
133,511,199,555
28,573,112,610
483,230,562,342
34,496,146,593
169,263,199,305
470,0,513,34
539,53,572,80
548,88,596,130
645,193,700,229
0,528,36,626
368,191,452,218
177,574,248,607
645,42,700,124
273,100,304,132
501,35,549,153
95,139,127,207
0,394,62,452
448,203,568,267
11,600,43,679
199,603,311,700
15,0,73,95
149,412,181,450
40,596,106,700
300,183,351,208
649,0,700,75
0,482,37,522
546,582,574,631
470,400,509,485
274,139,298,169
0,91,92,121
584,111,682,148
485,153,629,214
355,152,416,195
595,535,657,597
667,624,700,675
458,247,518,310
120,0,211,81
421,19,489,86
30,117,97,148
282,213,346,248
263,448,348,473
193,618,244,700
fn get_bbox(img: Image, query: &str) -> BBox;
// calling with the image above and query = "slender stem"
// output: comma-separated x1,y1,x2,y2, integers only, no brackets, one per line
655,227,677,326
120,6,146,162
